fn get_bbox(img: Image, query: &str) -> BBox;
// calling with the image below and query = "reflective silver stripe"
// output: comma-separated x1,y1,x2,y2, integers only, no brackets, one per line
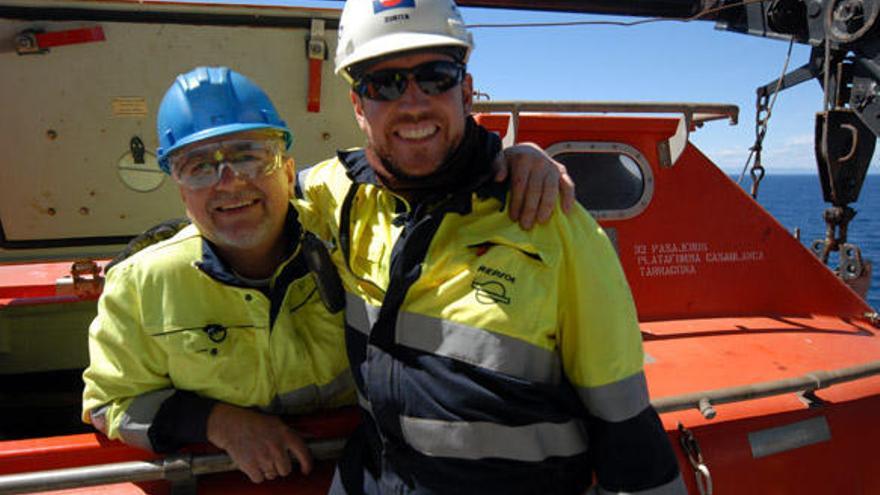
577,371,650,422
595,473,687,495
345,292,380,336
276,369,356,414
89,405,110,435
400,416,587,462
395,311,561,384
117,388,175,451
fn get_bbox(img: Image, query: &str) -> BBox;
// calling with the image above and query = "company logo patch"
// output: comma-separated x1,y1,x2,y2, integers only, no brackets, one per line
373,0,415,13
472,280,510,305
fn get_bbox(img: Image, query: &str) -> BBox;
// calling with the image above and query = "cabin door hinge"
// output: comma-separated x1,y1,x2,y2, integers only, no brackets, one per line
55,260,104,299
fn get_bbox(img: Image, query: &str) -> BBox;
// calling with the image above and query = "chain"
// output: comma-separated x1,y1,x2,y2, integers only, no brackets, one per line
749,91,769,199
678,423,713,495
738,39,794,199
820,206,857,263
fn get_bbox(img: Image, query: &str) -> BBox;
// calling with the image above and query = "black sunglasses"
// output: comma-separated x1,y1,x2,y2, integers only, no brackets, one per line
353,60,466,102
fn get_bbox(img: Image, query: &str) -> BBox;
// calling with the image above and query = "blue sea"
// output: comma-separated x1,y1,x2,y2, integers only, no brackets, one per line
746,174,880,311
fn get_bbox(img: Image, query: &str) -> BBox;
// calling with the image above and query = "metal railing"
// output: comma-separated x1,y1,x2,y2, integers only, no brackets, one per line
472,100,739,166
653,359,880,419
0,438,346,495
472,100,739,126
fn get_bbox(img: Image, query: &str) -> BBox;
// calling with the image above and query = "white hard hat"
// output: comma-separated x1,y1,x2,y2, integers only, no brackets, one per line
335,0,474,81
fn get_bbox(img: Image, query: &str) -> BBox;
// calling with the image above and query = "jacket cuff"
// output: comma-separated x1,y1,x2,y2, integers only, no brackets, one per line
147,390,217,453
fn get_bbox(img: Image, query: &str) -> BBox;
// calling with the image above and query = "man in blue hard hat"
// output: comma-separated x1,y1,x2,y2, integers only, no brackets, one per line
82,67,343,484
82,66,573,484
294,0,687,494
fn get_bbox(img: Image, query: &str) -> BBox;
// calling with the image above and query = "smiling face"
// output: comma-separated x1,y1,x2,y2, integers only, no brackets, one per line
351,51,473,178
172,130,294,257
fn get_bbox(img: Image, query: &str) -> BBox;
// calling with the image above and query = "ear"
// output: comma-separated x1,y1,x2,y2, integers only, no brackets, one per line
282,155,296,197
462,73,474,114
350,89,368,132
284,155,295,183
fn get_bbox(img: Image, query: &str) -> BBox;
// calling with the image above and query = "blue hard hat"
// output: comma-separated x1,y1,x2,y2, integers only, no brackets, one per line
156,66,293,173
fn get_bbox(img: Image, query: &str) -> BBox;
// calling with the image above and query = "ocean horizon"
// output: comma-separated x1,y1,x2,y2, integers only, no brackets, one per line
741,173,879,311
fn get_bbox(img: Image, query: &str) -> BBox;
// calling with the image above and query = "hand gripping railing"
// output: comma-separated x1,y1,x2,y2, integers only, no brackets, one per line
0,438,346,495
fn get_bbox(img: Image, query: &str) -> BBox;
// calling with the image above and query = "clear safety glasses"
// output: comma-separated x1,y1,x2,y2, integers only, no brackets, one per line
170,139,284,190
352,60,466,102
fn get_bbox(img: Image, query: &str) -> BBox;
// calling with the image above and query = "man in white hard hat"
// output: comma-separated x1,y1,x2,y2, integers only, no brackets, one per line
294,1,687,494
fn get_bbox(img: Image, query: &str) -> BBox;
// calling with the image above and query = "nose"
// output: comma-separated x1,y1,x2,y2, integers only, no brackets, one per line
397,74,431,106
213,162,246,190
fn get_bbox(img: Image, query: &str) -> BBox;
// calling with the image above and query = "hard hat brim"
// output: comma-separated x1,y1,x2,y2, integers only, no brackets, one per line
336,32,471,78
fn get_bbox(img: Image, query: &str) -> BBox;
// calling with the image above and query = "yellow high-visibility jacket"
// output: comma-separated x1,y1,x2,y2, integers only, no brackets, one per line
82,209,353,452
296,150,684,495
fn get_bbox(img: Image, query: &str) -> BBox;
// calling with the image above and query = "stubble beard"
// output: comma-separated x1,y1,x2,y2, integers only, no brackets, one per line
372,125,463,181
193,191,276,251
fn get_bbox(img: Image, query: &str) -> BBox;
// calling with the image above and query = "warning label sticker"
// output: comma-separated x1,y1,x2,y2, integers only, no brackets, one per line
112,97,148,118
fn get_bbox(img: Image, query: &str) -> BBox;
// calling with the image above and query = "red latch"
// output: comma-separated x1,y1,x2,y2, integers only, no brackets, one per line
308,58,323,113
15,26,105,55
37,26,105,48
306,19,327,113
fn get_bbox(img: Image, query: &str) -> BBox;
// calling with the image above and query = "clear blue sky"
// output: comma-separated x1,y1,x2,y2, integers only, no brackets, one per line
162,0,874,175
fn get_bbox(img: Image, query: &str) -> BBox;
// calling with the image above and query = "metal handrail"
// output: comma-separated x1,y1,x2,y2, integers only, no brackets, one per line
0,438,346,495
472,100,739,126
472,100,739,166
652,359,880,418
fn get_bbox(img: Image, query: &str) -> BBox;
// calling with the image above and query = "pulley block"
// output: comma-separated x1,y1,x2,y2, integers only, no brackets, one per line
814,109,875,206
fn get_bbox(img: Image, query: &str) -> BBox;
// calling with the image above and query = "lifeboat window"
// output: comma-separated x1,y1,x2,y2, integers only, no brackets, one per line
545,142,654,220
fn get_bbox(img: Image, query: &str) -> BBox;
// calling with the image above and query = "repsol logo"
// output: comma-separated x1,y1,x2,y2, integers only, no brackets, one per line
477,265,515,284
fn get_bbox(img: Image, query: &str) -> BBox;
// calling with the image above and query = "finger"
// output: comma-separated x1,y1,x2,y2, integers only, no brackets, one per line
273,443,294,478
491,151,508,182
519,160,556,230
535,170,560,225
284,431,314,475
239,461,265,484
255,443,283,481
517,166,547,230
257,440,291,479
262,467,278,481
507,164,529,223
558,165,576,214
225,445,266,484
